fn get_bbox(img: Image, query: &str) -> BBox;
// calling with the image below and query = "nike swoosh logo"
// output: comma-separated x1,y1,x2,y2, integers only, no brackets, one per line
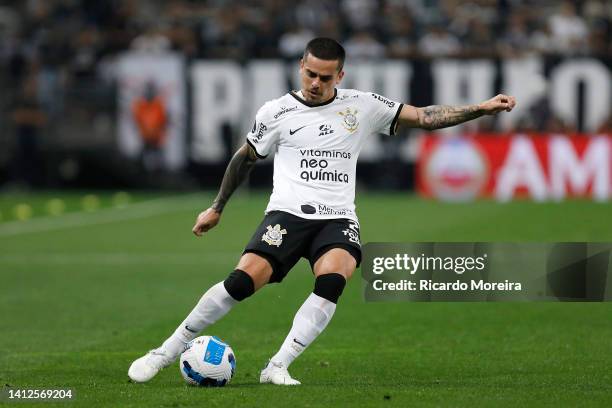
293,338,307,347
185,325,197,333
289,125,307,135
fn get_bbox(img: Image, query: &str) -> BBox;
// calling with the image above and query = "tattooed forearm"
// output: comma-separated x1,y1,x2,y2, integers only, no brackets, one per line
418,104,484,130
211,143,258,213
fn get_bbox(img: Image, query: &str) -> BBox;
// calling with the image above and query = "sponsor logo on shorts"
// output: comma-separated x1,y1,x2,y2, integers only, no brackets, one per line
338,107,359,133
262,224,287,247
342,220,360,245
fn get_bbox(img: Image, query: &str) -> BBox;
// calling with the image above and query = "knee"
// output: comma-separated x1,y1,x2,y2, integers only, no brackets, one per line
317,254,356,280
340,265,356,280
236,252,273,290
223,269,255,301
313,273,346,304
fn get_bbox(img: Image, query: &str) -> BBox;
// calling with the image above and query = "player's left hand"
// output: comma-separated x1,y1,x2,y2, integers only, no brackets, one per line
192,208,221,236
480,94,516,115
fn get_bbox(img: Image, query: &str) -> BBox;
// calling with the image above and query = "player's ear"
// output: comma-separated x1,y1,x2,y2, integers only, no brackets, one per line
336,69,344,84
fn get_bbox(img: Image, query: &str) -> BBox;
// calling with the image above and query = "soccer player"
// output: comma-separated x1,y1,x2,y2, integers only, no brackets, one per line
128,38,516,385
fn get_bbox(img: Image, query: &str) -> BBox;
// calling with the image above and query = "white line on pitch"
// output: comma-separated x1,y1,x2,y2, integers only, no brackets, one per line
0,194,207,238
0,252,239,264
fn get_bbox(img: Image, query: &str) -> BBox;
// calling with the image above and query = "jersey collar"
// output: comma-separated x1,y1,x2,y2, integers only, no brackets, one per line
290,89,337,108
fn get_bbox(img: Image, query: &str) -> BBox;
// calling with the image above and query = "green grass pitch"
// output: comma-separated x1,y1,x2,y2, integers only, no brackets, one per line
1,192,612,407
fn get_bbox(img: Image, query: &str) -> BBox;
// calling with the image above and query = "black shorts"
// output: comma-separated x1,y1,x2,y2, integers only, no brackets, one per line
243,211,362,283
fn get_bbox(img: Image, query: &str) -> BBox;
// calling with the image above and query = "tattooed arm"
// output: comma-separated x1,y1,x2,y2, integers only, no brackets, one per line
398,94,516,130
211,143,259,212
417,104,483,130
192,143,258,236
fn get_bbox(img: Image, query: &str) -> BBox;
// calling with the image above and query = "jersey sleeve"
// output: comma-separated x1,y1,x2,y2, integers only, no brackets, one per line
365,93,404,136
245,103,280,158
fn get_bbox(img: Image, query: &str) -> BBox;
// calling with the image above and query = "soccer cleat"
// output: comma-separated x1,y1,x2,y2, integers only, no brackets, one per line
259,360,301,385
128,348,177,383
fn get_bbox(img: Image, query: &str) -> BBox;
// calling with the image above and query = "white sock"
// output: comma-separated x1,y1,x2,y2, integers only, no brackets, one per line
270,293,336,367
160,282,237,357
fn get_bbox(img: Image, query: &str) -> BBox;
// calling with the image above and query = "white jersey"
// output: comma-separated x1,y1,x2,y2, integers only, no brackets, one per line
246,88,403,222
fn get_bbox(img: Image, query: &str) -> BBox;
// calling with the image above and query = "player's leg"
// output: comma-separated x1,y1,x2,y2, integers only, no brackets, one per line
163,253,272,351
128,253,272,383
261,246,357,386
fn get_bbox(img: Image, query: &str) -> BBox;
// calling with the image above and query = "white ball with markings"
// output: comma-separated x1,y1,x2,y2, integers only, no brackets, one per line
179,336,236,387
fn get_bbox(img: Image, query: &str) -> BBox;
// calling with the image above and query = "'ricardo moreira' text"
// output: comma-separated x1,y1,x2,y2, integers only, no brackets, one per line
299,149,351,183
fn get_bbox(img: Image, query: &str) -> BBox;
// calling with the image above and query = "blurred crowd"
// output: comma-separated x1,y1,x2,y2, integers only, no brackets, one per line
1,0,612,186
2,0,612,104
2,0,612,68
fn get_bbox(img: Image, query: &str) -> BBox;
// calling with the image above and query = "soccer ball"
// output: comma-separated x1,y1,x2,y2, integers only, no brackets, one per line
179,336,236,387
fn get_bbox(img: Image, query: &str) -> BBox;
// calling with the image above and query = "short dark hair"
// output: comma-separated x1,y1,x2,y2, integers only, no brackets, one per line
303,38,345,71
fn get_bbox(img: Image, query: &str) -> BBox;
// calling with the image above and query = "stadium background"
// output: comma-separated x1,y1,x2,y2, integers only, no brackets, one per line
2,1,612,406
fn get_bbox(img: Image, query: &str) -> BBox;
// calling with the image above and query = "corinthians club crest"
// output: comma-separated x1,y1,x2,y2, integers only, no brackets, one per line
262,224,287,247
338,107,359,133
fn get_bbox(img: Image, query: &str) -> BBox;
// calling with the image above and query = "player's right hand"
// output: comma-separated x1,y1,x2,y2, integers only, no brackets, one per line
192,208,221,236
480,94,517,115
